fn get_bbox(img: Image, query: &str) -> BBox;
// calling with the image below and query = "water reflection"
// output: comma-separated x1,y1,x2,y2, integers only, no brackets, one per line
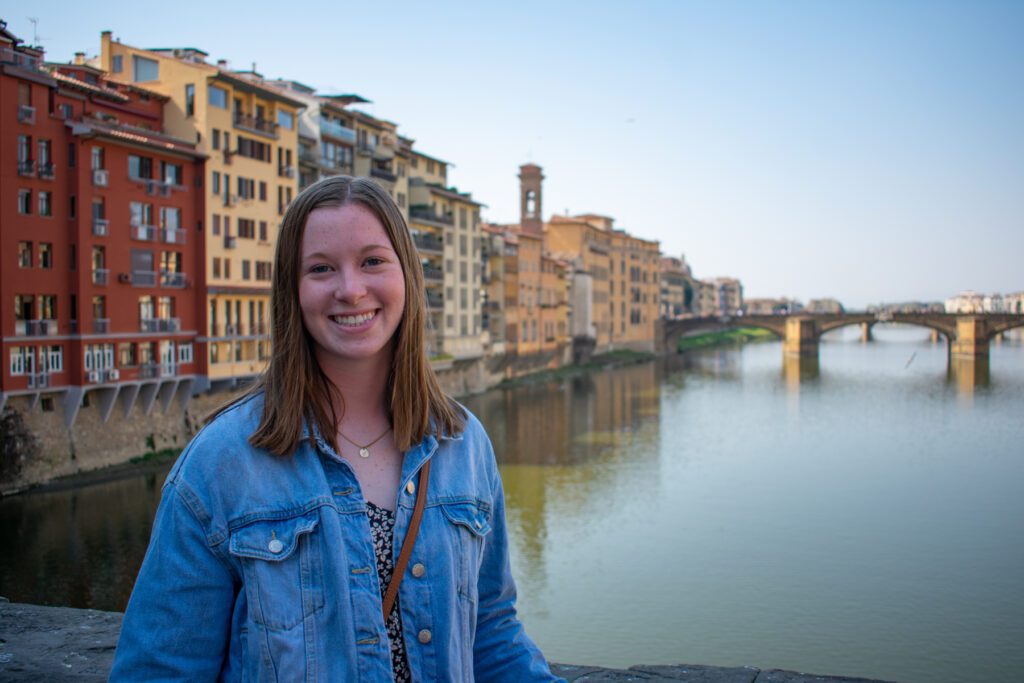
782,355,821,391
947,356,991,397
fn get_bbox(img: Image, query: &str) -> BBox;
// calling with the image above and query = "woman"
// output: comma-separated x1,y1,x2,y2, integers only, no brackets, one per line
111,176,560,681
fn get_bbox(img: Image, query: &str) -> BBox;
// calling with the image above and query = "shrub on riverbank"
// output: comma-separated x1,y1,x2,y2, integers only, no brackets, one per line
677,327,777,352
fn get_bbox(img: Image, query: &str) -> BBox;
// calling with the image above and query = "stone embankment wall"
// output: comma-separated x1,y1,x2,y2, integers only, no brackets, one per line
0,601,894,682
1,353,563,493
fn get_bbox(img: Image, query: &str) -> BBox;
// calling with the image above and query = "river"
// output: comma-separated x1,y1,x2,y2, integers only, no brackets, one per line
2,325,1022,682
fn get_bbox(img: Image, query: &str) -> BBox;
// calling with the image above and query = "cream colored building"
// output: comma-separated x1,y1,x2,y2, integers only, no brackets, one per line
98,33,302,389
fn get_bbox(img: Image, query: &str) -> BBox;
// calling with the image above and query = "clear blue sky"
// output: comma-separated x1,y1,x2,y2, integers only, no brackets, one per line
6,1,1022,307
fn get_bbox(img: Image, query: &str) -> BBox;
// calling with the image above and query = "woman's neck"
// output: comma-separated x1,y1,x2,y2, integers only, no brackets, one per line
317,353,392,432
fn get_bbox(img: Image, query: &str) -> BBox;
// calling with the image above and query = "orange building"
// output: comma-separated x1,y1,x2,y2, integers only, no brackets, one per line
1,24,204,425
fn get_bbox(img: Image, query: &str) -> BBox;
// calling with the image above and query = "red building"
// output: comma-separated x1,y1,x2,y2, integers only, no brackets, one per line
1,22,205,426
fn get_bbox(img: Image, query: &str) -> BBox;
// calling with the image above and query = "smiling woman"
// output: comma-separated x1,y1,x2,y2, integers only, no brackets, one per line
109,176,560,682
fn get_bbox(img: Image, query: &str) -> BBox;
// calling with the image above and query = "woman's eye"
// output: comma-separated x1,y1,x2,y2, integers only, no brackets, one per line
364,257,385,267
310,264,331,274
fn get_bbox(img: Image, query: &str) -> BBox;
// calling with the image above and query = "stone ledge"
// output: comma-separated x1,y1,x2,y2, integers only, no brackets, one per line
0,601,894,682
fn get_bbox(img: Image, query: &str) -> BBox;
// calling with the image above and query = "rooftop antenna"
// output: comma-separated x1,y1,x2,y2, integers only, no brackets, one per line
26,17,47,46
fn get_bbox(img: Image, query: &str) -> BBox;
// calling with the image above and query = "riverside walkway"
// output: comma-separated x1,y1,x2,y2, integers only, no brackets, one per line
0,600,894,682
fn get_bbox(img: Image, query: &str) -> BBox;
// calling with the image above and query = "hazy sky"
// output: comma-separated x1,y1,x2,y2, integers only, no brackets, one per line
6,1,1022,307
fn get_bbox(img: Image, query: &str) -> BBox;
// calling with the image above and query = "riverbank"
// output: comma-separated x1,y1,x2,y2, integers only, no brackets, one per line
0,601,895,682
676,327,778,352
497,349,657,388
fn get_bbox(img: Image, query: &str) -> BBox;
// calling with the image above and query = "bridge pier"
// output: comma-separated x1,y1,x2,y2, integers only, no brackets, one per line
860,322,873,343
783,317,819,358
950,317,990,360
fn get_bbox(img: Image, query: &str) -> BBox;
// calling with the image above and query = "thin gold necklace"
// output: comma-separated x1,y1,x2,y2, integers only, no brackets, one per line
337,425,392,459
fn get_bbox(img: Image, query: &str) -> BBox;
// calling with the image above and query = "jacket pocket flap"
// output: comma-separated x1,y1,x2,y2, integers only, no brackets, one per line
440,501,492,537
229,512,319,561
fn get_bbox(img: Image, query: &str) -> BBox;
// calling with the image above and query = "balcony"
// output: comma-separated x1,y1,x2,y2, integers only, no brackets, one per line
17,159,36,176
92,268,109,286
138,363,160,379
426,291,444,309
409,206,454,226
27,372,49,389
92,218,109,236
161,227,187,244
422,264,443,282
370,166,397,183
16,319,57,336
93,318,110,334
233,112,278,139
413,232,443,254
132,224,157,242
223,149,234,166
132,270,157,287
140,317,181,333
357,141,375,157
38,162,55,179
161,271,187,288
319,119,357,144
92,169,109,186
143,179,174,197
17,104,35,124
299,146,318,166
224,235,238,249
319,156,353,174
278,165,295,179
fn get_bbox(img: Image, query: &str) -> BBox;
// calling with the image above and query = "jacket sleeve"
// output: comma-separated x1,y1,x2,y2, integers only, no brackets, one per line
110,479,238,682
473,435,563,682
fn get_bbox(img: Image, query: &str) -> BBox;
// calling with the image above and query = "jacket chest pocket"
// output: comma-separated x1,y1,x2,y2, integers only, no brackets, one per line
229,511,325,631
439,501,493,604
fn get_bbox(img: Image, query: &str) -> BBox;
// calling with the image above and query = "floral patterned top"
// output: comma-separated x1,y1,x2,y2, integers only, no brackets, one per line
366,501,412,682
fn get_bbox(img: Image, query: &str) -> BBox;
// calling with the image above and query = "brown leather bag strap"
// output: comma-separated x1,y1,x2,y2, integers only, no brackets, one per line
382,459,431,621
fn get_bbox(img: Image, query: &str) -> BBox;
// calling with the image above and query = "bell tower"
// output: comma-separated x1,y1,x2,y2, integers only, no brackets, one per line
518,163,544,236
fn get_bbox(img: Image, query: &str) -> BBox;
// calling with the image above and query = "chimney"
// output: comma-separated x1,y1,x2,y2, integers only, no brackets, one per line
74,52,85,65
217,59,228,70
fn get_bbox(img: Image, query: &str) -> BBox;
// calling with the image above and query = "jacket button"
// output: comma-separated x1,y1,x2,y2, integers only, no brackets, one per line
406,481,415,495
268,539,283,554
411,563,425,578
418,629,432,644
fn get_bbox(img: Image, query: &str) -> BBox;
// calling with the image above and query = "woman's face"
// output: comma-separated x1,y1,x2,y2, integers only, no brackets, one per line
298,204,406,374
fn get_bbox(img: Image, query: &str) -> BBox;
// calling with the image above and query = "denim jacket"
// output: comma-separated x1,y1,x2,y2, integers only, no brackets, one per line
111,393,560,682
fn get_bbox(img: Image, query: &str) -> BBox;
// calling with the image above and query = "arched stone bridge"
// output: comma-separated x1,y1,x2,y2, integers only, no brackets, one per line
656,313,1024,360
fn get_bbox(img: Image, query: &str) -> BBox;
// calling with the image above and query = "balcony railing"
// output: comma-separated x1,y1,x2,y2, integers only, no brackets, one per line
278,166,295,179
319,119,357,144
133,224,157,242
161,271,187,288
138,363,160,379
233,112,278,138
92,218,109,236
422,264,443,282
357,141,375,157
224,235,237,249
143,179,175,197
27,372,49,389
409,206,454,226
320,156,353,174
1,47,43,70
413,232,444,253
93,318,110,334
299,146,319,166
16,319,57,336
17,159,36,176
92,269,109,286
161,227,186,244
140,317,181,333
38,162,55,179
370,167,397,183
132,270,157,287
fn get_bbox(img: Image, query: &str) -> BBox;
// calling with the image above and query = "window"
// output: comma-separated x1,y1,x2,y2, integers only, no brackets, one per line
38,139,52,165
397,192,406,208
132,55,159,82
119,343,137,367
160,207,181,230
259,181,267,202
18,242,32,267
259,221,267,241
238,219,255,239
128,154,153,179
91,147,104,170
39,192,53,216
162,161,182,185
111,55,123,73
278,110,294,130
212,171,221,195
39,294,57,320
212,258,221,278
39,243,52,269
9,347,33,376
208,85,228,109
185,84,195,117
17,135,31,163
178,343,193,364
43,345,63,373
18,189,32,214
242,260,251,280
212,129,220,150
212,214,221,235
69,194,76,218
224,258,231,279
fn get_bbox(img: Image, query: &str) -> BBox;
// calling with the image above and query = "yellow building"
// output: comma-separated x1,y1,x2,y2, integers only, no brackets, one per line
607,228,660,350
407,152,483,359
99,33,303,389
546,214,613,352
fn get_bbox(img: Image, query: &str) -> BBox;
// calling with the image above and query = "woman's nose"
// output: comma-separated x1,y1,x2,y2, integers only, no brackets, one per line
333,271,367,302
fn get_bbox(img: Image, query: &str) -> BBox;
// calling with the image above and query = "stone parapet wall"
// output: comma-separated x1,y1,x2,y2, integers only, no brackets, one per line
0,601,895,682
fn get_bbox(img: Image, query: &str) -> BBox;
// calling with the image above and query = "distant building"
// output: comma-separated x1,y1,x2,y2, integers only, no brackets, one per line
704,277,743,316
806,298,845,314
744,298,801,315
659,256,692,319
945,291,986,314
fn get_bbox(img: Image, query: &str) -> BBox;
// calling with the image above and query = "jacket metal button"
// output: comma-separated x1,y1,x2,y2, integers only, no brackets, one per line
268,538,283,554
418,629,432,644
406,481,415,495
474,519,482,529
411,563,425,578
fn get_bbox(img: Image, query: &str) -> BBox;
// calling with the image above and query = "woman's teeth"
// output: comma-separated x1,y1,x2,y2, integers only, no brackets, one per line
331,311,375,326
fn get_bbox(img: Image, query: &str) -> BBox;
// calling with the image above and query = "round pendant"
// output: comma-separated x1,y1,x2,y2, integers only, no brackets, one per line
359,447,370,458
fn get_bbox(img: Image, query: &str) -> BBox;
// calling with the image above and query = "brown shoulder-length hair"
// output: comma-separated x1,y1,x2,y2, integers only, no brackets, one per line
211,175,465,455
